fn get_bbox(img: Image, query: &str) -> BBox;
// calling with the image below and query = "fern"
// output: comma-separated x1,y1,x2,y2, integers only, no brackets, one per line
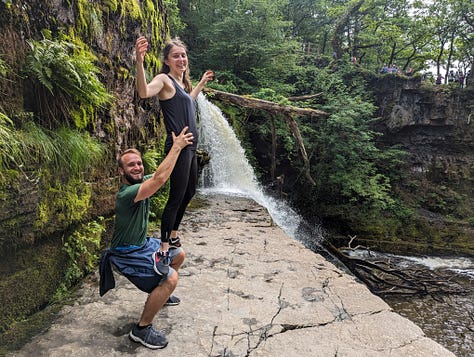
0,112,23,171
24,38,113,129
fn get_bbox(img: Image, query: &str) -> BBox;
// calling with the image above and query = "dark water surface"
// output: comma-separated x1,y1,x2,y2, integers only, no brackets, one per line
349,252,474,357
386,285,473,357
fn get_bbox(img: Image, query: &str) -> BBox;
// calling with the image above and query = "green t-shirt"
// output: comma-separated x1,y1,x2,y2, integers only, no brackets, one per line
111,175,152,248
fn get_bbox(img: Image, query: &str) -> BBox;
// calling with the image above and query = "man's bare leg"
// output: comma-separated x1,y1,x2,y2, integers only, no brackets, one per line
138,271,178,326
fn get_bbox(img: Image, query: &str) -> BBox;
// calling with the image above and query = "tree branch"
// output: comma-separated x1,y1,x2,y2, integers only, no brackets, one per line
203,88,328,186
203,88,329,118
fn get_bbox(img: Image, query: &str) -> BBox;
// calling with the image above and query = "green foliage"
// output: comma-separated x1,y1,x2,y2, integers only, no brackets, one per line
24,37,113,129
142,144,169,221
204,70,240,93
0,112,22,172
23,126,102,231
180,0,300,93
56,217,106,298
288,65,399,210
252,88,289,105
0,118,105,178
182,0,472,83
163,0,185,34
35,175,92,233
53,127,105,174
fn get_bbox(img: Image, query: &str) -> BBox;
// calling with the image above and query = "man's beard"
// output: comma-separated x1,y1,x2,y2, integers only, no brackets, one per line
124,172,143,185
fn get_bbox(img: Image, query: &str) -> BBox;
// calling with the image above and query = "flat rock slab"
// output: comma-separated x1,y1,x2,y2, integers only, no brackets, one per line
11,194,455,357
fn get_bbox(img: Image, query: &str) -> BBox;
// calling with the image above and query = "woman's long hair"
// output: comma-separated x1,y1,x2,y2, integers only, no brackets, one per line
160,38,192,93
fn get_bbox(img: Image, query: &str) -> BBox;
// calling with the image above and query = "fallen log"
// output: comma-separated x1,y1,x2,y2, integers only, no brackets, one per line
203,88,329,118
287,93,323,101
202,88,328,185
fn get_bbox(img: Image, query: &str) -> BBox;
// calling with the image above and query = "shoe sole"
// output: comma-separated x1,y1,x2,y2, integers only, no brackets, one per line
165,301,180,306
129,331,168,349
165,294,180,306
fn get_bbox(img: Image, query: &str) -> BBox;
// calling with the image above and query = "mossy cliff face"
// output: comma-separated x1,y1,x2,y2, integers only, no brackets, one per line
0,0,168,347
367,77,474,256
311,76,472,256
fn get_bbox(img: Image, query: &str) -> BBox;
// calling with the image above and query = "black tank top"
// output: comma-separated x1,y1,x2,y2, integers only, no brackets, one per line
159,75,198,153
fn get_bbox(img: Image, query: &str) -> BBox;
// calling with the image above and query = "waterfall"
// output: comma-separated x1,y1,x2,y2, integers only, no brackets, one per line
196,93,322,243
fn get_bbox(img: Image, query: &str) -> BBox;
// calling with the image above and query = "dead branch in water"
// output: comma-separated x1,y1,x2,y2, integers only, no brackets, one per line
324,236,468,297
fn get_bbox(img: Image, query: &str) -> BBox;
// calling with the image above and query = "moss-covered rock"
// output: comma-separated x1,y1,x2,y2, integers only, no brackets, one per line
0,0,170,350
0,241,67,334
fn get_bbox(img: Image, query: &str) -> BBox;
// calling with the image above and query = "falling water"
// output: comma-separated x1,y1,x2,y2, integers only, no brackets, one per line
196,93,318,242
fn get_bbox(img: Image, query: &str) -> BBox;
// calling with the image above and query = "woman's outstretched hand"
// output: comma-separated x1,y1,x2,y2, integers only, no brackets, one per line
199,70,214,86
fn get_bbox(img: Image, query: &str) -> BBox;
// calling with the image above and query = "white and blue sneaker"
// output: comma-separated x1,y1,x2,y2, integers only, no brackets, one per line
152,250,170,276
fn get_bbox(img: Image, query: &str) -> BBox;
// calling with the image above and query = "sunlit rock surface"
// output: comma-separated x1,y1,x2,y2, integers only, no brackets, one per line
11,194,455,357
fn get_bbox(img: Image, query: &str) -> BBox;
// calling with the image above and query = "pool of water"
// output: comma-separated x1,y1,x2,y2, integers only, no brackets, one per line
386,276,473,357
345,251,474,357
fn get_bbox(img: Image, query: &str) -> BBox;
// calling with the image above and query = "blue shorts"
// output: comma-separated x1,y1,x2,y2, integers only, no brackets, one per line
110,237,183,294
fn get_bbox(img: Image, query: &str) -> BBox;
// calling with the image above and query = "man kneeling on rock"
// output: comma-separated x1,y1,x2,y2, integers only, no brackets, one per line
99,126,193,349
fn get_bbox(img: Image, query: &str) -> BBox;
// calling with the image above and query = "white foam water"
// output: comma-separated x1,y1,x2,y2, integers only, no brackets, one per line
196,93,312,240
400,255,474,278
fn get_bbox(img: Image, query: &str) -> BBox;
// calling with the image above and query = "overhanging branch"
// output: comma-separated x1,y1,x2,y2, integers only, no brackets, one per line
203,88,329,185
203,88,329,118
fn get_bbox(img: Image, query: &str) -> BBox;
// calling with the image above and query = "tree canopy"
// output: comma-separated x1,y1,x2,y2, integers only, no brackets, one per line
177,0,473,90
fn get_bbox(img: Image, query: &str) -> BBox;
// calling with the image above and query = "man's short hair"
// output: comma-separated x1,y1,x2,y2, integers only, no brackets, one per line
118,148,141,168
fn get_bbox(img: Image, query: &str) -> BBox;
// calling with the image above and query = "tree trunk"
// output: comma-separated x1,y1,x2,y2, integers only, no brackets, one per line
331,0,366,60
270,114,276,181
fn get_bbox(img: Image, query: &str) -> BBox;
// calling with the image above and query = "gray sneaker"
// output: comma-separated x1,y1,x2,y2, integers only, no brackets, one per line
129,324,168,349
152,250,170,276
165,295,181,306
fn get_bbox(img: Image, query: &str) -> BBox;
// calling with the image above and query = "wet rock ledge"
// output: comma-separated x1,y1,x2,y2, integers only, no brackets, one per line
11,194,455,356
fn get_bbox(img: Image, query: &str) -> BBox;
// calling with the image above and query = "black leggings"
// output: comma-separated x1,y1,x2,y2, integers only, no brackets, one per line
160,149,197,242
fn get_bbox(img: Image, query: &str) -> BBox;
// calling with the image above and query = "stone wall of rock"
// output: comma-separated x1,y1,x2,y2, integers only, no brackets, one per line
0,0,165,254
0,0,167,337
371,75,473,199
368,75,474,255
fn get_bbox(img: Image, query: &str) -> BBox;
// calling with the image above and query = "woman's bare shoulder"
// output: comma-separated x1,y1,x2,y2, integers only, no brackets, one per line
156,73,175,99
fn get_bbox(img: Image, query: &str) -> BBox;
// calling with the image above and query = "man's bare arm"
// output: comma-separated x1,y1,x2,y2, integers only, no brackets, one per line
134,127,193,202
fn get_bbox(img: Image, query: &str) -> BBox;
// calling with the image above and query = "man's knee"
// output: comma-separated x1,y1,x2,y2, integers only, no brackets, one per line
171,249,185,270
165,270,179,288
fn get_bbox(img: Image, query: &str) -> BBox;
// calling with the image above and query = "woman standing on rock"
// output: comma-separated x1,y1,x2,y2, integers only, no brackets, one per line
135,36,213,272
